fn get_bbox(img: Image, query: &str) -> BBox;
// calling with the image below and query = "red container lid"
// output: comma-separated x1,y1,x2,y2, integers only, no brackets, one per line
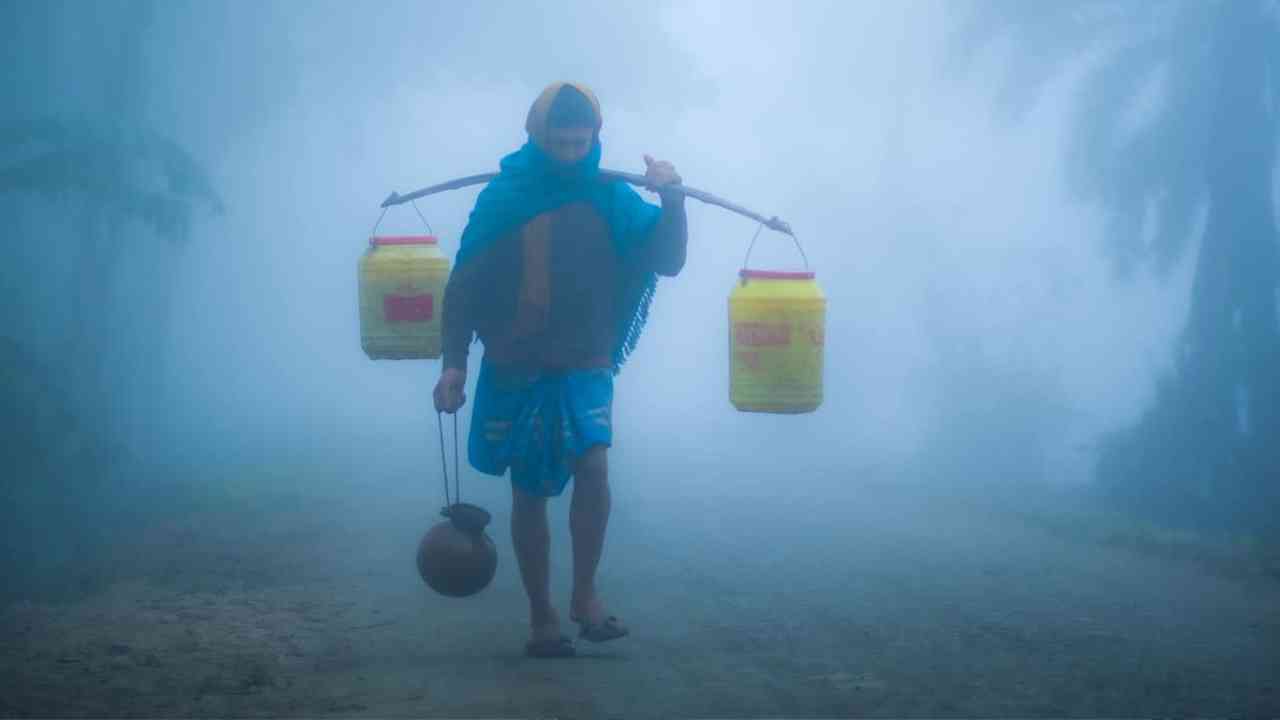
740,269,815,280
370,235,438,247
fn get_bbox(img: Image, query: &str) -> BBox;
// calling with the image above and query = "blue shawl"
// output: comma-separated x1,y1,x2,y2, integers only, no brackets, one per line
455,139,663,372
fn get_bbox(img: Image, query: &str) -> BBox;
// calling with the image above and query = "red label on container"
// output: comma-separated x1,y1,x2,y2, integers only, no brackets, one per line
384,293,433,322
735,322,791,347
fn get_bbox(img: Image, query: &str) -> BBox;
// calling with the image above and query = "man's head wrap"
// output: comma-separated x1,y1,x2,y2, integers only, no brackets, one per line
525,82,602,149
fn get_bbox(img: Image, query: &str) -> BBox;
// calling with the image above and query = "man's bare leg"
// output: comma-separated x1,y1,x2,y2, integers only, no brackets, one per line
511,484,560,643
569,445,613,625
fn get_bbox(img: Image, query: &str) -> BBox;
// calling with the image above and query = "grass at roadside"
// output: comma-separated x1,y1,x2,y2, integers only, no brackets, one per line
970,481,1280,586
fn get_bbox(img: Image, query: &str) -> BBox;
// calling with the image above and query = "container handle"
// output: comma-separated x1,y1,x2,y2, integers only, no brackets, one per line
369,199,436,242
741,222,810,277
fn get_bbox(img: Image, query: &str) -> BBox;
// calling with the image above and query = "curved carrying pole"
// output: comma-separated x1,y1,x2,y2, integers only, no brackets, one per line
381,169,794,237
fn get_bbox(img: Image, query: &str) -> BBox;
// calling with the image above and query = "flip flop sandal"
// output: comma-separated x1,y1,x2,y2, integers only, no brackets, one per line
572,615,629,643
525,634,576,658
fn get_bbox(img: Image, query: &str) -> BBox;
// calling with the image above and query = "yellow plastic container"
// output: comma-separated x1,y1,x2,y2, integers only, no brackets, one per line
729,270,826,413
359,235,450,359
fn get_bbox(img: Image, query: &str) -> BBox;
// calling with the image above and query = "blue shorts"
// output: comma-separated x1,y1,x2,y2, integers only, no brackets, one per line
468,360,614,497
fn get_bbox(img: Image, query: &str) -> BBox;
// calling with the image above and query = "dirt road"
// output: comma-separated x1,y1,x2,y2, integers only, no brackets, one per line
3,475,1277,717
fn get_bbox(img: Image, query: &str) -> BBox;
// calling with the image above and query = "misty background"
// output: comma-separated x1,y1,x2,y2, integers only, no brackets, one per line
3,0,1278,597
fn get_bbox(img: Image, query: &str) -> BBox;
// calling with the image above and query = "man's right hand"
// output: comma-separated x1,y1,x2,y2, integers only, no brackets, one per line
433,367,467,413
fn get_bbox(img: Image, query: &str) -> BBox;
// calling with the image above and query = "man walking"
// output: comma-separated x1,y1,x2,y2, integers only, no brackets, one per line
433,82,687,657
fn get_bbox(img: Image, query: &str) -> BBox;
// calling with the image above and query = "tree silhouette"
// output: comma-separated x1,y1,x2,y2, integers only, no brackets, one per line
962,1,1280,530
1,0,225,439
0,116,223,431
1,117,223,242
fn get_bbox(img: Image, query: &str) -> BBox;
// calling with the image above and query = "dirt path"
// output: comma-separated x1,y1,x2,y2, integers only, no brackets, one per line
3,478,1278,717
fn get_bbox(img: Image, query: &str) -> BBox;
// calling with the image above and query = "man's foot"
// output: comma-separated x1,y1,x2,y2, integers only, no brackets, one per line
525,633,576,658
569,595,629,643
571,614,629,643
526,611,575,658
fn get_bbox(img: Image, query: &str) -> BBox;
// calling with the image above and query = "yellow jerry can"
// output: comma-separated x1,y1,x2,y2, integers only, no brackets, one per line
358,235,450,359
728,270,826,413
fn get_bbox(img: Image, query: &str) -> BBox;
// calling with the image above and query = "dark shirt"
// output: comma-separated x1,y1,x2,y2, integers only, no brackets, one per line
442,197,686,373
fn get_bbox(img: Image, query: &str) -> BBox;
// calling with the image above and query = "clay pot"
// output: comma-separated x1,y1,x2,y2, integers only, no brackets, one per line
416,503,497,597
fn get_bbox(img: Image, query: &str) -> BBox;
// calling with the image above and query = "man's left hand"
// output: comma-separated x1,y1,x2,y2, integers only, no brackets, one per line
643,154,682,198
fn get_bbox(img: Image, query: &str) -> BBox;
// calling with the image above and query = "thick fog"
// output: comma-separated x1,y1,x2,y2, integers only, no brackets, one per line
9,1,1190,485
5,1,1278,715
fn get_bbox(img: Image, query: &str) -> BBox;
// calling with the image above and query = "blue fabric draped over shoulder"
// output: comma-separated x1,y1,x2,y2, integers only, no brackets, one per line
454,139,663,372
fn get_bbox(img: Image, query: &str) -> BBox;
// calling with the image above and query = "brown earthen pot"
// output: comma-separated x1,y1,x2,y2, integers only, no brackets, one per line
416,503,497,597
